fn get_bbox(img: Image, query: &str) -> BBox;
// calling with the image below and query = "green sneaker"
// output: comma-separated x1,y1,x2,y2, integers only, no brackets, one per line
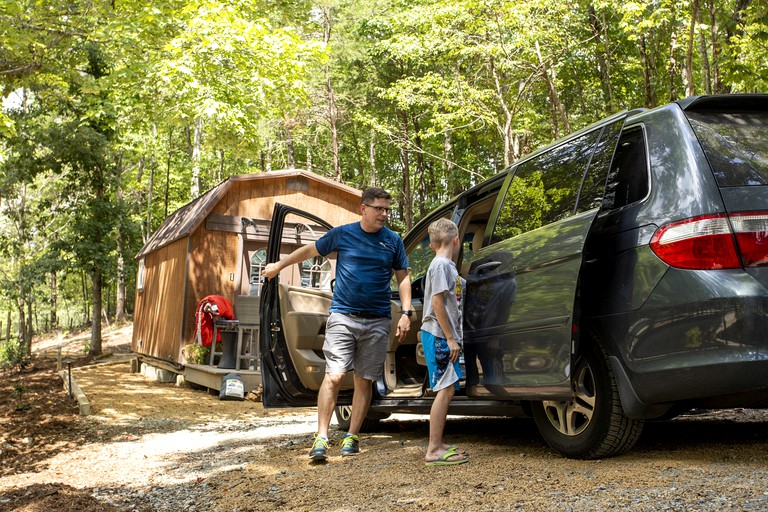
309,434,329,460
340,434,360,456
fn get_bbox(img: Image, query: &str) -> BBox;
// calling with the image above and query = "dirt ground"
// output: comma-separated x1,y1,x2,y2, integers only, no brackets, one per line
2,324,768,511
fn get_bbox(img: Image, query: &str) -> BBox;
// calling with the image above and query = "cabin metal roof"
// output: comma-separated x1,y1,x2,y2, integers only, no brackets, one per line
135,169,361,259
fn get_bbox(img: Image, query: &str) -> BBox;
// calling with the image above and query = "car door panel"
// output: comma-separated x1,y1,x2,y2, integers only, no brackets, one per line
462,118,626,399
465,210,597,395
261,204,338,407
277,284,355,391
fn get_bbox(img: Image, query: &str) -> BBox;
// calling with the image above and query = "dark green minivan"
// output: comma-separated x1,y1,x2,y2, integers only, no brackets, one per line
260,95,768,459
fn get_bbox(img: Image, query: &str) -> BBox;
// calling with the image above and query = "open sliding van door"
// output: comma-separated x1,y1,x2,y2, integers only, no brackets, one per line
260,203,339,407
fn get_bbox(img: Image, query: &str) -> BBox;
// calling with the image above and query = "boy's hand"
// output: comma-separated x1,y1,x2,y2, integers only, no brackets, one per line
447,338,460,362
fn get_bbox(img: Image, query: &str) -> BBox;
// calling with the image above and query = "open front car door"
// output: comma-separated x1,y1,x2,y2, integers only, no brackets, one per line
260,203,340,407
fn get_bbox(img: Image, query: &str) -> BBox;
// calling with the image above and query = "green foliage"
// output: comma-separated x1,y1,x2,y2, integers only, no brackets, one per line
12,379,31,410
1,0,766,340
0,338,28,372
182,343,209,364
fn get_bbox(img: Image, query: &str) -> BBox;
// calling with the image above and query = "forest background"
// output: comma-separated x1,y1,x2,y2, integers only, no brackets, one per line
0,0,766,359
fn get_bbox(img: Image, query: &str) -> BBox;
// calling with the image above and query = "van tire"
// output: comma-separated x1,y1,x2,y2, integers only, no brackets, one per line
333,405,388,432
532,343,644,459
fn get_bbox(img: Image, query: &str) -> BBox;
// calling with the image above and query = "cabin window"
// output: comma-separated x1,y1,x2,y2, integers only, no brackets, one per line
249,249,267,295
137,258,145,292
301,255,332,290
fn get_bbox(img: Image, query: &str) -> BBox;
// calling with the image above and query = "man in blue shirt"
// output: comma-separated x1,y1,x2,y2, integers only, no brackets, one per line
263,187,413,460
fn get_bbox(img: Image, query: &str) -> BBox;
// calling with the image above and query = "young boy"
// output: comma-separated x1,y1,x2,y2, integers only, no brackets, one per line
420,218,469,466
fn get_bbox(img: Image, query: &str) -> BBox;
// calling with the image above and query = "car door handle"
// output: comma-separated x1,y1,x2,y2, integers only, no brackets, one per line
475,261,502,273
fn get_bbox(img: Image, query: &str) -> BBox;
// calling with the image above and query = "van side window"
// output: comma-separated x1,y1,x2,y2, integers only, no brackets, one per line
492,130,600,243
601,126,649,211
577,119,625,213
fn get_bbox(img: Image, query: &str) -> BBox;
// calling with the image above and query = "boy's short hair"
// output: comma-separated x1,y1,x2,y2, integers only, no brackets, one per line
428,218,458,246
361,187,391,204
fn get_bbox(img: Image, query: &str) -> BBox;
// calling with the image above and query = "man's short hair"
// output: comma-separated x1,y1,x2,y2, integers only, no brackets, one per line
428,218,458,246
361,187,391,204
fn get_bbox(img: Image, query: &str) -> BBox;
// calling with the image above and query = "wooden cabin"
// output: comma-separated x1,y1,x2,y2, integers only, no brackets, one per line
132,169,362,389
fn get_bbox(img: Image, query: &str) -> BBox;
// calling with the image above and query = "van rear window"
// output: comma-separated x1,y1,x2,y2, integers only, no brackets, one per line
686,111,768,187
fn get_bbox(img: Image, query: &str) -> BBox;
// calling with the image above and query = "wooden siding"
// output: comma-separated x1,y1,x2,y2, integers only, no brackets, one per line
182,227,240,344
132,237,188,362
136,171,363,366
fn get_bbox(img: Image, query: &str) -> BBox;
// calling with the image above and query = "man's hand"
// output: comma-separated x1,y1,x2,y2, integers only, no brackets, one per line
262,262,280,280
395,314,411,343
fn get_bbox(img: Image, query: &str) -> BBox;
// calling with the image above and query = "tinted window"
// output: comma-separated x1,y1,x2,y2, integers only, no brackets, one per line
601,126,649,211
492,130,600,242
577,119,624,213
686,111,768,187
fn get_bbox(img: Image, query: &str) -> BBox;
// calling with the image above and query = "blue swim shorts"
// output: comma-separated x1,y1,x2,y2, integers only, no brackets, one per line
421,330,463,392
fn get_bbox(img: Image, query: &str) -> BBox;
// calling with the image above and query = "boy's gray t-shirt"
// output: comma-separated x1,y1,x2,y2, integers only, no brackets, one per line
421,256,465,342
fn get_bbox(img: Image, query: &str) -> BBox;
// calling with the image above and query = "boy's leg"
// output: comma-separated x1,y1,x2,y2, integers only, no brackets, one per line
426,386,458,460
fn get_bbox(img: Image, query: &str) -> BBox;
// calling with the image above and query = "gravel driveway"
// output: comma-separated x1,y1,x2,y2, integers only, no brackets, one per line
3,356,768,511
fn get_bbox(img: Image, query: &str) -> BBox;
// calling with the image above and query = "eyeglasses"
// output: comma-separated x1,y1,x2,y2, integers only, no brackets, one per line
364,204,391,214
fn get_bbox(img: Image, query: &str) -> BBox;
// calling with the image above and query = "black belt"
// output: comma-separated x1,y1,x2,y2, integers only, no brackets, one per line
347,311,386,319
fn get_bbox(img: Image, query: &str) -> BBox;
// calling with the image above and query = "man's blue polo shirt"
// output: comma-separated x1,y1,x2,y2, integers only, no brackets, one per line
315,222,408,318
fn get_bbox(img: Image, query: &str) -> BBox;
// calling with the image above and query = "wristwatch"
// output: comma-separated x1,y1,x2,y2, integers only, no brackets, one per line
400,310,414,318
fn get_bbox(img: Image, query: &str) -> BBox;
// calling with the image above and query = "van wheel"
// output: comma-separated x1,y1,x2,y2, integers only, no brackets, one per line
532,343,644,459
333,405,388,432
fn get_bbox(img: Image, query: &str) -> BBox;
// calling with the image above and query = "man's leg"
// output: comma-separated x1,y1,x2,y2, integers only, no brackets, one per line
347,373,374,435
317,372,346,438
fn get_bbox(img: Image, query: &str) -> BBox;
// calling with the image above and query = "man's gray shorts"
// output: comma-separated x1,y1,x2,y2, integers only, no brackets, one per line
324,312,391,381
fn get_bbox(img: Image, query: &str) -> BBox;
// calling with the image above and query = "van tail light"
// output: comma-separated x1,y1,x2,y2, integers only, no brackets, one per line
650,212,768,270
730,211,768,267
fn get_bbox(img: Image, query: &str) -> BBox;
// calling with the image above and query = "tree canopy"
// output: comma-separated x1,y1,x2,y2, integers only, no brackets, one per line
1,0,765,351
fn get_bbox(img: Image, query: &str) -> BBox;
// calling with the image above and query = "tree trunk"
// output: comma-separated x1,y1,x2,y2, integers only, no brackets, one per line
50,272,58,330
191,117,203,197
82,271,89,325
349,123,365,183
306,131,314,172
669,29,680,102
413,116,427,219
116,250,126,323
115,156,126,323
369,129,377,187
89,267,103,356
489,56,515,167
6,311,10,343
708,0,722,94
144,156,153,243
536,41,570,138
17,302,27,353
685,0,699,97
400,111,413,230
444,130,455,199
26,301,33,354
588,4,614,110
165,129,171,218
285,122,295,169
322,7,341,181
721,0,752,94
639,35,654,107
699,5,712,94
